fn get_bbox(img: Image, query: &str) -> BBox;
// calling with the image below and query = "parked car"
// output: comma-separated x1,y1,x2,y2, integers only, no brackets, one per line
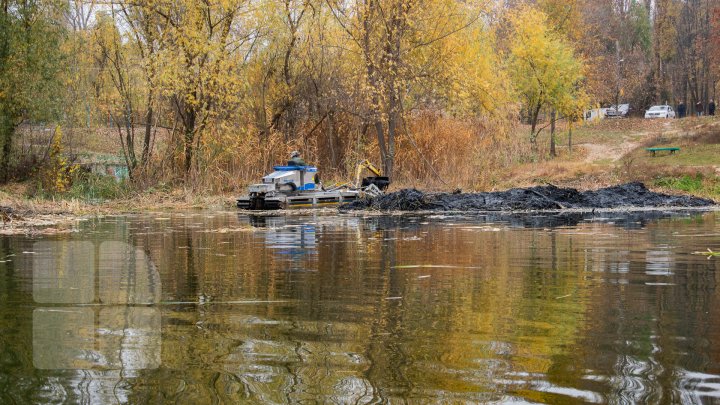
584,108,604,121
606,104,630,118
644,105,675,119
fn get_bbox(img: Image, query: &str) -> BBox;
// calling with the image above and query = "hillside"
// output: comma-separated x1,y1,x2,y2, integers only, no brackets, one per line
501,116,720,200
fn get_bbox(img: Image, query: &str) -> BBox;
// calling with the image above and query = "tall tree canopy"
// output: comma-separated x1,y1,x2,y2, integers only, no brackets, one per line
508,6,586,149
0,0,717,187
0,0,64,180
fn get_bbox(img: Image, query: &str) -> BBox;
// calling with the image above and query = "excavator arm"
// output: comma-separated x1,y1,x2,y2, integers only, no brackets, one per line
355,160,390,191
355,159,383,186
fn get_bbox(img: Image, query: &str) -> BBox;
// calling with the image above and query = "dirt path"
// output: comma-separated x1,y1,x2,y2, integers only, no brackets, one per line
583,139,641,162
582,121,675,163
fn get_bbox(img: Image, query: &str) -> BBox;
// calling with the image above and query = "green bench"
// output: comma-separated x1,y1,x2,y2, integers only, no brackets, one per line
645,147,680,156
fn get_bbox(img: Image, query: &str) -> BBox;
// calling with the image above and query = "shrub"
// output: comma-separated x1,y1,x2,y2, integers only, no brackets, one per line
37,126,77,193
655,174,704,193
65,171,129,201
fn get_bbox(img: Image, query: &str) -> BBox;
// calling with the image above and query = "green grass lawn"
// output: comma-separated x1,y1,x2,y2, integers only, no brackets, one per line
635,143,720,166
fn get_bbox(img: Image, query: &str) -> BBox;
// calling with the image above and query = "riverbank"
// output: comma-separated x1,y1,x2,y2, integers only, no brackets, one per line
2,117,719,232
1,181,717,234
0,184,235,234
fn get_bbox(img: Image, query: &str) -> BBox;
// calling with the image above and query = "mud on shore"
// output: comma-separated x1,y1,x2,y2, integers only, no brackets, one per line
341,182,716,211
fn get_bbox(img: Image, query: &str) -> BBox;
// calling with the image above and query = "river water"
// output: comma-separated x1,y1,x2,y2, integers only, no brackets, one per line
0,210,719,404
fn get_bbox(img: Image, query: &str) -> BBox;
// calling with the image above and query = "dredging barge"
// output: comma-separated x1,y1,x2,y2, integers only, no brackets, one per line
237,158,389,210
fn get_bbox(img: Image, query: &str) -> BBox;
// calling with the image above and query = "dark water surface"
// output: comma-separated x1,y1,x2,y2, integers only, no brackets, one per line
1,210,719,404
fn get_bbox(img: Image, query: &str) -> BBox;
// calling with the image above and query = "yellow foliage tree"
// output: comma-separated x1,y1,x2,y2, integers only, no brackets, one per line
148,0,256,174
508,5,587,153
40,126,77,194
327,0,500,178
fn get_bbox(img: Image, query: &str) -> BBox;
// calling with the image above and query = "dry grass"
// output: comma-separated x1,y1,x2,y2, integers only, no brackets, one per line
0,181,234,215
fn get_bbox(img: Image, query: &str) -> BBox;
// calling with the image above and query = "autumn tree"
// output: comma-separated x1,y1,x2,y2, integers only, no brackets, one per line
326,0,489,178
93,12,144,176
508,6,586,154
0,0,65,181
675,0,715,112
711,4,720,97
116,1,165,167
149,0,255,174
579,0,654,108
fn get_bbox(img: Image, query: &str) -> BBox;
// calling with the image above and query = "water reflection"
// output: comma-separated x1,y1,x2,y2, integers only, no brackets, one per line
31,241,161,374
250,216,318,266
33,241,95,304
0,210,718,403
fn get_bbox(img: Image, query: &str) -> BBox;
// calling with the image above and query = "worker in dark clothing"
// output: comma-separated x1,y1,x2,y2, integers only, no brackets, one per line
288,151,307,166
696,101,703,117
710,99,716,116
677,101,686,118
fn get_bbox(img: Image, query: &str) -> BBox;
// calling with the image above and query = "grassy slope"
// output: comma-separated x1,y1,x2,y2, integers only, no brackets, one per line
503,116,720,200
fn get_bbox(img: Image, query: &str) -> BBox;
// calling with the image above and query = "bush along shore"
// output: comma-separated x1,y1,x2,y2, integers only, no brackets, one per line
341,182,717,212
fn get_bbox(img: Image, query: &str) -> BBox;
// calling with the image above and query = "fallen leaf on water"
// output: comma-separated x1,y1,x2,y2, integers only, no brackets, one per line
393,264,482,269
692,248,719,259
200,227,253,234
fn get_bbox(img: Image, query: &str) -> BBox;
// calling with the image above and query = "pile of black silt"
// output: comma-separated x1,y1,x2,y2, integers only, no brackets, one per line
341,182,716,211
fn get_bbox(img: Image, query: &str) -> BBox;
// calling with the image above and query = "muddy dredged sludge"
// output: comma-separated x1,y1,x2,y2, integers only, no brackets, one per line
340,182,716,211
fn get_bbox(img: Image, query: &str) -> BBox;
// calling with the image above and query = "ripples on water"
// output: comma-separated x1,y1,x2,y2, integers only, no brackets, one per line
0,210,718,404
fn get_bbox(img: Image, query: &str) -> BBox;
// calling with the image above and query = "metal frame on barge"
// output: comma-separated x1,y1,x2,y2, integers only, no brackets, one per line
236,165,362,210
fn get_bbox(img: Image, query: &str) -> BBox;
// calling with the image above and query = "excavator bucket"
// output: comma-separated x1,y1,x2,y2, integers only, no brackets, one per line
361,176,390,191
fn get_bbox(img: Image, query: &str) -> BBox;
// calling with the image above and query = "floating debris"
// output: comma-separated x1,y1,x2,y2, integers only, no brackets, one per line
692,248,719,259
393,264,482,269
199,227,254,233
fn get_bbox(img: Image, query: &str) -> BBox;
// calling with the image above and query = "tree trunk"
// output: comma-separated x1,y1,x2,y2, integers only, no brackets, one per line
385,90,398,179
142,99,153,166
374,120,388,172
550,110,557,157
184,127,194,174
0,114,13,183
362,0,390,178
568,124,573,154
385,113,396,179
183,107,196,174
327,111,337,168
124,109,136,172
282,34,297,140
529,102,542,154
530,120,538,152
